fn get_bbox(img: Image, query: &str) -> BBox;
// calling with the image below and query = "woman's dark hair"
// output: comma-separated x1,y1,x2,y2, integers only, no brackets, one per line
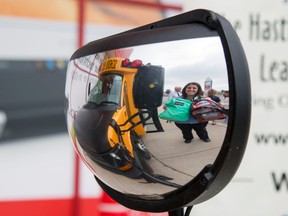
182,82,203,100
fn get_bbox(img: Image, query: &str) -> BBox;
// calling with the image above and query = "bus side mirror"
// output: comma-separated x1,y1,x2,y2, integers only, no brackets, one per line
65,9,251,214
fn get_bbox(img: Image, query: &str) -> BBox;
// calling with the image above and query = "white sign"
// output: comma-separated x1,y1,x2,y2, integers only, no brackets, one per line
204,77,213,92
184,1,288,216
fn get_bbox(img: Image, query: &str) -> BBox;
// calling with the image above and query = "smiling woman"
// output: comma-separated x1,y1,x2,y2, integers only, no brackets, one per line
65,9,251,215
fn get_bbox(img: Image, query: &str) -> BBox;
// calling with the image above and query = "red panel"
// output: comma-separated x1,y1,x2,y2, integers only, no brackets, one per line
0,198,100,216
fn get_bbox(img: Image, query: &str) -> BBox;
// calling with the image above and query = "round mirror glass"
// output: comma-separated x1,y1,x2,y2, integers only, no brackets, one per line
65,36,228,198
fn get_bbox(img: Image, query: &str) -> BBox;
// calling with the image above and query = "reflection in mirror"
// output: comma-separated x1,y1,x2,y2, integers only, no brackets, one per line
65,36,228,198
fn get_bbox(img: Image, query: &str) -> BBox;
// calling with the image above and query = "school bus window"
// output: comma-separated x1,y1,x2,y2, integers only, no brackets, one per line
88,74,123,106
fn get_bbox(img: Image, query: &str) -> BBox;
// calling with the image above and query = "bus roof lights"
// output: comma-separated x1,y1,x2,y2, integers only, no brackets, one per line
130,59,142,68
122,58,130,67
121,59,142,68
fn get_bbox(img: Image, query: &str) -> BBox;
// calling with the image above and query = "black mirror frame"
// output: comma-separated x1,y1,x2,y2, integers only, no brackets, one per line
68,9,251,212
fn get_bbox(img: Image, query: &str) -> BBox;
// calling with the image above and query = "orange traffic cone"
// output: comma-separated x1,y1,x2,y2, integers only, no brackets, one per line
99,191,129,216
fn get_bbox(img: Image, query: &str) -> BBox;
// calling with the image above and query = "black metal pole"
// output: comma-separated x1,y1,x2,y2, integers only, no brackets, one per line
169,208,184,216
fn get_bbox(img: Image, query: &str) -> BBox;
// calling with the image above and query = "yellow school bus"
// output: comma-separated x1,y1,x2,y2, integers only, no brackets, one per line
73,57,164,178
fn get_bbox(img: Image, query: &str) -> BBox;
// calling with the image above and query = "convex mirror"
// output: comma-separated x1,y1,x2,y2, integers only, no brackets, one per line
65,9,251,214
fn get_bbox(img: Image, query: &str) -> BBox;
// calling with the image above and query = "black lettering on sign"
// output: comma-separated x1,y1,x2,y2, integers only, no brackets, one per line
255,133,288,144
271,172,288,192
260,54,288,82
249,13,288,42
233,20,242,31
278,94,288,108
253,95,274,110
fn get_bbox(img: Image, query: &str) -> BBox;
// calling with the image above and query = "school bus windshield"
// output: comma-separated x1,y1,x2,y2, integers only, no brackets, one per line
88,74,123,106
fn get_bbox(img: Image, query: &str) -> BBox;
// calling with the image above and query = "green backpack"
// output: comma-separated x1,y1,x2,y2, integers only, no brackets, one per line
158,98,192,122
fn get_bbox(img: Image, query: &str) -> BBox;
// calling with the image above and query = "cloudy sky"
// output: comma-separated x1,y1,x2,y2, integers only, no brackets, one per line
128,36,229,92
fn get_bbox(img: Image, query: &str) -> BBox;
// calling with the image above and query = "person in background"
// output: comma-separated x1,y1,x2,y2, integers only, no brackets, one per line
175,82,210,143
222,90,229,123
168,86,182,99
207,89,222,125
166,86,182,123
